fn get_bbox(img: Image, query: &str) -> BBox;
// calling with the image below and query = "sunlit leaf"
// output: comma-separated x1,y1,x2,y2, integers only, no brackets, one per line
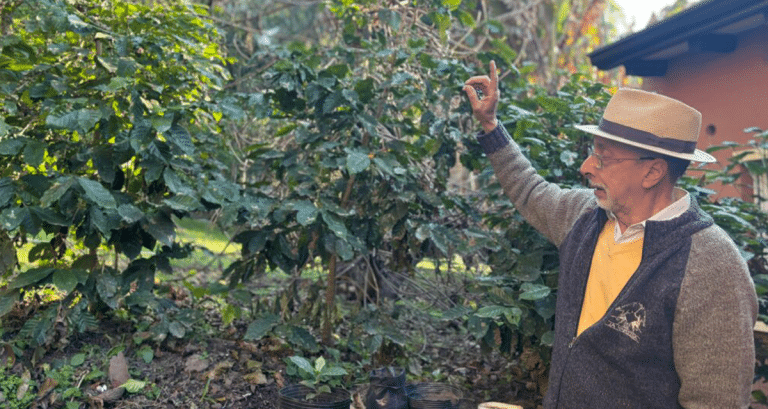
9,267,54,289
519,283,551,300
288,356,314,374
118,204,145,223
122,379,147,394
40,177,76,208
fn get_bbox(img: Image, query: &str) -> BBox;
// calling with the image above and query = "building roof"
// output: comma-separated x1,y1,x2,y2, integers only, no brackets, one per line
588,0,768,76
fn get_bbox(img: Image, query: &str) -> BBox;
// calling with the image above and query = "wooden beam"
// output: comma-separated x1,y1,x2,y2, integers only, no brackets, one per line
624,59,669,77
689,34,738,53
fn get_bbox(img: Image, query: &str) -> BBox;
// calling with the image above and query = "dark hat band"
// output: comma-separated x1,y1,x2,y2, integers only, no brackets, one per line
598,119,697,154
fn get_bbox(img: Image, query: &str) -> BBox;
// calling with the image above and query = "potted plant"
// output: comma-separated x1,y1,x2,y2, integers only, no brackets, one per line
279,355,351,409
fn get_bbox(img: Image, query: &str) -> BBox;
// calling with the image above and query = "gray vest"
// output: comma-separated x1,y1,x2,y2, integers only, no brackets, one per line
543,202,713,408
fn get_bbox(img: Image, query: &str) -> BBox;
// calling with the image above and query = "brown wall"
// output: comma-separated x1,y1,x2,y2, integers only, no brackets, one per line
641,26,768,199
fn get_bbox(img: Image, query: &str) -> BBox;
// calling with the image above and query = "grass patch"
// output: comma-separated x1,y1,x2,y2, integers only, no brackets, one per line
173,216,238,255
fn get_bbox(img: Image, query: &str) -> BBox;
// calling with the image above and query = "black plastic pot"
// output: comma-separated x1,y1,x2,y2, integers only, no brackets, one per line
278,384,351,409
407,382,463,409
365,367,408,409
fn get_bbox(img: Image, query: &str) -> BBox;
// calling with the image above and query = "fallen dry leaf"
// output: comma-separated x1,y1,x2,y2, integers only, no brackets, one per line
206,360,234,379
243,370,268,385
37,377,59,398
16,369,31,401
109,352,130,388
184,353,210,373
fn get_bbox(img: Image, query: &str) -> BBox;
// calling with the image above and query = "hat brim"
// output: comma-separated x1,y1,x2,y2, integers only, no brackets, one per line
574,124,717,163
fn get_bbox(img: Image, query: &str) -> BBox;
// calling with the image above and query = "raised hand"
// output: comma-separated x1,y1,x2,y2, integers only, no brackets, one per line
463,60,499,133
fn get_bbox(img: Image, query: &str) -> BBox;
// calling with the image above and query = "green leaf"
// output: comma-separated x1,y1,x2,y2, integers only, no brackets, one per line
441,0,461,11
378,9,401,30
144,213,175,247
314,356,326,373
122,379,147,394
536,95,570,114
288,356,314,375
282,325,320,352
163,168,196,196
519,283,551,300
0,118,12,137
321,366,348,377
0,178,14,208
53,269,86,293
151,114,174,133
70,353,86,366
221,303,238,326
22,140,46,167
30,207,68,226
322,90,346,114
138,346,154,364
0,138,26,155
0,230,15,276
169,321,186,338
346,151,370,174
164,195,201,212
474,305,509,318
40,177,76,208
0,290,19,317
244,313,280,341
457,10,475,28
321,211,348,239
0,207,30,230
96,272,119,308
45,109,101,133
540,330,555,346
118,204,145,223
9,267,54,289
96,76,133,92
168,124,195,155
78,177,117,209
504,307,523,326
323,63,350,79
293,201,318,226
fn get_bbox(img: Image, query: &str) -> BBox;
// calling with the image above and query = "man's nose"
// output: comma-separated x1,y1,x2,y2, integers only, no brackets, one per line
579,155,596,176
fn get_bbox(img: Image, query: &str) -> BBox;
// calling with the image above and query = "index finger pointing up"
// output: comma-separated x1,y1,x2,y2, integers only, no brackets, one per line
489,60,498,89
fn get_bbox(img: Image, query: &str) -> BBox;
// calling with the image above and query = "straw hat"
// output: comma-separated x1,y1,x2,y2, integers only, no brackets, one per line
575,88,716,163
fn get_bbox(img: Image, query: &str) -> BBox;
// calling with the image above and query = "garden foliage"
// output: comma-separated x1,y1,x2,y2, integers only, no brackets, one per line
0,0,766,398
0,0,234,348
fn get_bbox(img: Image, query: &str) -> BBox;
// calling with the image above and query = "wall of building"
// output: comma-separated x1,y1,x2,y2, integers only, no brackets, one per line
642,26,768,199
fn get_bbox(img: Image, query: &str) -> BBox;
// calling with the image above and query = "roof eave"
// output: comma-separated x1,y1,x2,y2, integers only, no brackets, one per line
589,0,768,71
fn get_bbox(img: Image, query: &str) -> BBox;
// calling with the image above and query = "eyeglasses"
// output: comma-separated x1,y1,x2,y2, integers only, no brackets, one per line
587,147,656,170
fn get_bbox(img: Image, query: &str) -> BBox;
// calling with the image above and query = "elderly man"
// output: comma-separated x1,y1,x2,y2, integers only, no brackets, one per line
463,61,757,408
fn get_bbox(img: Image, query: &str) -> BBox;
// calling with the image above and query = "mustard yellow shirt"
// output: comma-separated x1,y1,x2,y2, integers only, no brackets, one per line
577,219,644,335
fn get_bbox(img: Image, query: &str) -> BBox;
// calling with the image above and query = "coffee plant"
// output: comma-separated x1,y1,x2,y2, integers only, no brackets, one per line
0,0,234,347
1,1,766,400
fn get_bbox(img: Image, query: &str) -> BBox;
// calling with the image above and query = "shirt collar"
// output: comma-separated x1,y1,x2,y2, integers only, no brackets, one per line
608,188,690,243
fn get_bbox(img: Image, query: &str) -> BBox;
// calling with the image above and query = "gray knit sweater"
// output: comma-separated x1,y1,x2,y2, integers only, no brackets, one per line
477,124,757,408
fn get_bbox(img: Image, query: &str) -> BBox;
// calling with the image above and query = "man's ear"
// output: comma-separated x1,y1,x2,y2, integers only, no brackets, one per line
642,159,668,189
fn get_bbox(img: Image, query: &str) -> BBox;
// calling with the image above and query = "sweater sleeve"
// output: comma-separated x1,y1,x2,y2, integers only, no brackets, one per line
478,123,595,247
673,225,757,409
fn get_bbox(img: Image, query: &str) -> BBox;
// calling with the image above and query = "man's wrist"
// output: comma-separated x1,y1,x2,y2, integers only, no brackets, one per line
481,118,498,134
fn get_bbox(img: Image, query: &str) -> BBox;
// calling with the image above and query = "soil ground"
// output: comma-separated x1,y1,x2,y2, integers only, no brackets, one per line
8,315,535,409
